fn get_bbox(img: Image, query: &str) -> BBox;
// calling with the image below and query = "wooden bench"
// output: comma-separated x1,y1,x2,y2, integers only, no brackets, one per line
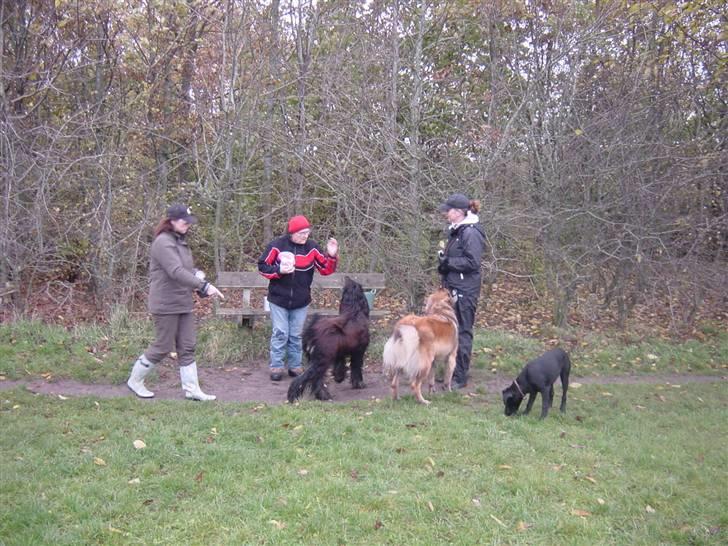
213,271,387,326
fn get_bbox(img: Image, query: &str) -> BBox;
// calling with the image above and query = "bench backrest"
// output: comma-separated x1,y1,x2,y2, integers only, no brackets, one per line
216,271,386,290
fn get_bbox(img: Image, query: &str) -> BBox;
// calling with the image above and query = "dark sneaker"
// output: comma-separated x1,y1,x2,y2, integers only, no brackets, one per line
270,371,283,381
288,368,303,378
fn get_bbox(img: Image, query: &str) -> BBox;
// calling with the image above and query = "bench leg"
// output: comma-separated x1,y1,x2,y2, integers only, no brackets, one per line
240,316,255,328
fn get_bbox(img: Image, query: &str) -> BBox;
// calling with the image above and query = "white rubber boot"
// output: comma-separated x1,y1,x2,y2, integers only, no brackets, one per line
180,362,216,401
127,355,155,398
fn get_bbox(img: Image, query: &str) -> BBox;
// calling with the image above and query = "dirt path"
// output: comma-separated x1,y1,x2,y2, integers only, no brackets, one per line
1,362,725,405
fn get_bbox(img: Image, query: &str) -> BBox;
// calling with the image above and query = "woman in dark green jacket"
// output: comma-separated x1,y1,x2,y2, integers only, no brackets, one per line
126,204,224,400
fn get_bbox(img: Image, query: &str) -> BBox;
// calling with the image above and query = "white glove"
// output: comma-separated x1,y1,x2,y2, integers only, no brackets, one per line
326,237,338,257
205,283,224,300
194,270,206,281
278,251,295,274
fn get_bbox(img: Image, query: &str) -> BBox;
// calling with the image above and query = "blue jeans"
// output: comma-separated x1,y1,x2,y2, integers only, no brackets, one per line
269,301,308,371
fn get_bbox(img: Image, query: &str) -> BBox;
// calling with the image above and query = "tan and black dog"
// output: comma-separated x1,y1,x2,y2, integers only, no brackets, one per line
382,289,458,404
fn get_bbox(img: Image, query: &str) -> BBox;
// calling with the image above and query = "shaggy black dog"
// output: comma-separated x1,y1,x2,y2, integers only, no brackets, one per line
288,277,370,402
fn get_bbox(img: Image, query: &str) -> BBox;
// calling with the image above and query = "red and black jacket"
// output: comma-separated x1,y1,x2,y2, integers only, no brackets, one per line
257,235,337,310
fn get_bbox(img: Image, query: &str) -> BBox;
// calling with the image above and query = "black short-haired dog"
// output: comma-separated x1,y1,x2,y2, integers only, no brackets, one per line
502,348,571,419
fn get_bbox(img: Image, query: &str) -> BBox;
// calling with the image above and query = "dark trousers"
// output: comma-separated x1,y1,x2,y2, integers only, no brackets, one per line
144,313,197,367
453,290,479,383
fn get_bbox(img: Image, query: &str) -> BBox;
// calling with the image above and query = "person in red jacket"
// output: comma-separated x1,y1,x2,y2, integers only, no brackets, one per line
258,215,338,381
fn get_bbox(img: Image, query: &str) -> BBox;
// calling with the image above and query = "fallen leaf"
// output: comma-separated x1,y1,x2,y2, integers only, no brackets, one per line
635,405,646,410
490,514,507,527
128,478,140,485
497,464,512,470
194,471,204,482
570,382,583,389
472,498,481,507
133,440,146,450
427,501,434,512
269,519,286,530
601,392,613,397
584,476,597,484
646,505,656,513
108,526,124,534
516,521,532,532
58,395,68,400
427,457,436,467
93,457,106,466
597,498,605,505
571,509,591,517
374,519,383,530
298,469,308,476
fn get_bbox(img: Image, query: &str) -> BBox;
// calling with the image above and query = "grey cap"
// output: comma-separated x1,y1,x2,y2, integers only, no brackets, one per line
438,193,470,212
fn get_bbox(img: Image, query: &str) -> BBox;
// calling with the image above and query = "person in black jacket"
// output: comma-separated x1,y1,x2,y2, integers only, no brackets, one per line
258,215,338,381
437,193,486,389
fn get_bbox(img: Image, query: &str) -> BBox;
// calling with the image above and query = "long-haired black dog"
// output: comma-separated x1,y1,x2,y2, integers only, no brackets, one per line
287,277,370,402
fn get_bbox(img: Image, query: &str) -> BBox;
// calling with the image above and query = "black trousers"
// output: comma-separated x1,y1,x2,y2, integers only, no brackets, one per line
452,289,479,383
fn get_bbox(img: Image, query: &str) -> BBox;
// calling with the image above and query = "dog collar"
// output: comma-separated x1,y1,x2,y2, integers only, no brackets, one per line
513,379,525,397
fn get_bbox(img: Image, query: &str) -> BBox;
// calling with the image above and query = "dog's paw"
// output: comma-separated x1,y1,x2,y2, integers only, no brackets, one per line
315,388,333,401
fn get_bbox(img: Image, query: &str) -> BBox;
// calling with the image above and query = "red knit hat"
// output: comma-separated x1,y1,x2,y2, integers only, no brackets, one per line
287,215,311,234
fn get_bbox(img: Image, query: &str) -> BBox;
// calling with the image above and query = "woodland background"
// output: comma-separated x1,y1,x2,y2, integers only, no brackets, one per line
1,0,726,330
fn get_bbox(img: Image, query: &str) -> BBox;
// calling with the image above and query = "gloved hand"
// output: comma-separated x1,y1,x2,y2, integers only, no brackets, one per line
437,250,449,275
194,270,206,281
326,237,338,257
278,252,295,274
204,283,224,299
197,282,225,299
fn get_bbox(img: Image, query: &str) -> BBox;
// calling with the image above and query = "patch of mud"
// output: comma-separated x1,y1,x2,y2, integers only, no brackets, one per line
1,363,725,405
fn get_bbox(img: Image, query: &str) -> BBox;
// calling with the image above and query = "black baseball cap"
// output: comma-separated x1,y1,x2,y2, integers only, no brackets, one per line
438,193,470,212
166,203,198,224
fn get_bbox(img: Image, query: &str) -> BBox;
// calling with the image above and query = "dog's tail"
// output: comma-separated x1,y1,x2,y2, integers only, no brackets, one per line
382,324,420,380
287,366,315,403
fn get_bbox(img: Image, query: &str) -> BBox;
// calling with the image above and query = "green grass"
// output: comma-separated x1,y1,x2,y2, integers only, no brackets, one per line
470,328,728,377
1,383,726,544
0,312,271,384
